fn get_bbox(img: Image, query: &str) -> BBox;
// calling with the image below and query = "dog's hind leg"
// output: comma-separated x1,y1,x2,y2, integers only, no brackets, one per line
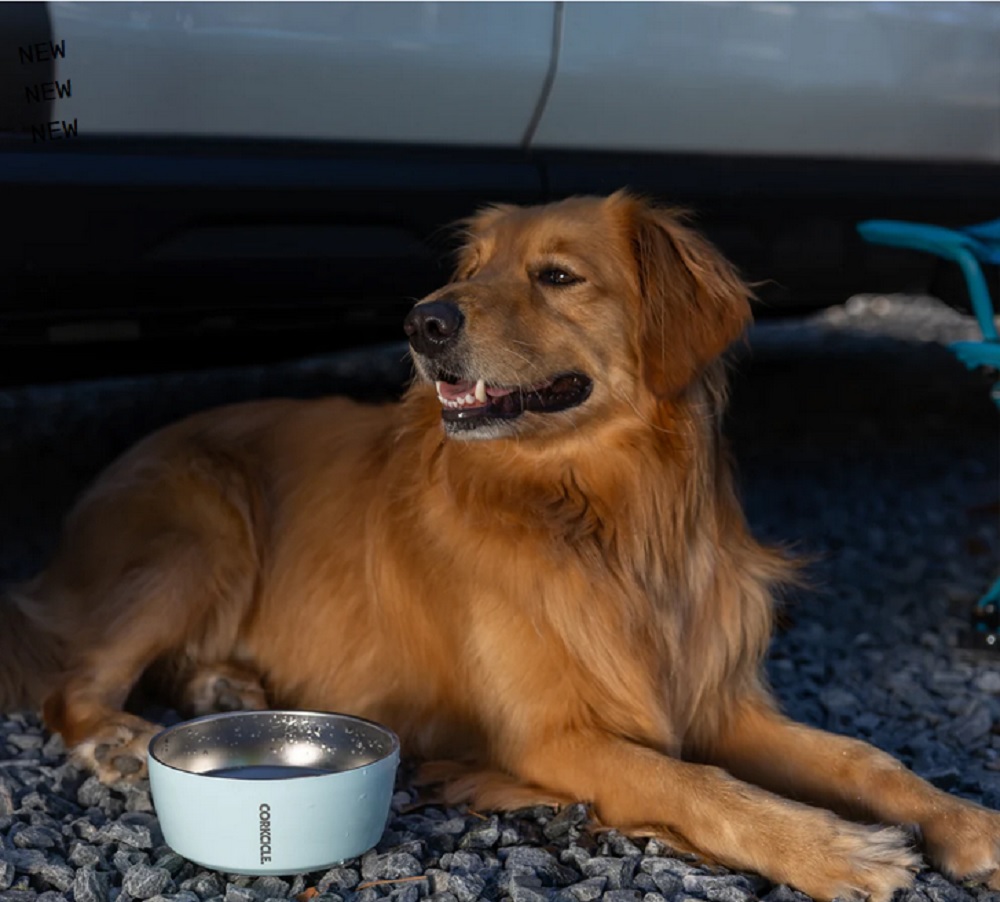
37,451,262,782
42,542,256,782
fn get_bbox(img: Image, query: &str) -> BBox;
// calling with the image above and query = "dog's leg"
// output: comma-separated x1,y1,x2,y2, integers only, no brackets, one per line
38,460,260,783
703,696,1000,887
504,731,917,902
174,661,269,717
416,760,575,810
45,635,182,784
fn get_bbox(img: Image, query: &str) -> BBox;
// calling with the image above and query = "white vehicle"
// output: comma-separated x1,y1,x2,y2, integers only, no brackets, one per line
1,1,998,380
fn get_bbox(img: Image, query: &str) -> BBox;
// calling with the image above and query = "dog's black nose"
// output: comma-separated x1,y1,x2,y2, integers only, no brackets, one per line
403,301,464,357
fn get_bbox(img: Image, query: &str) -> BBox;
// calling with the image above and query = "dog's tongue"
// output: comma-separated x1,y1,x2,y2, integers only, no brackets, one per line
437,379,515,402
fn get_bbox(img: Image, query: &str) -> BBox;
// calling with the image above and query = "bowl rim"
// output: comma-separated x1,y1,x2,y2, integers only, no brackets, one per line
147,708,401,778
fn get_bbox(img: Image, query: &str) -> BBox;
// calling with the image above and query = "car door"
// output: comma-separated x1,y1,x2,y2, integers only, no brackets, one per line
2,1,557,146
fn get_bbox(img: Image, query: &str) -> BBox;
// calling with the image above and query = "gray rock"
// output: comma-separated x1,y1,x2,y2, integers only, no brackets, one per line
6,848,47,874
125,787,155,812
153,851,186,876
601,832,643,858
0,858,15,891
543,805,590,840
390,885,421,902
819,687,859,714
631,874,657,894
0,779,15,816
448,871,486,902
499,872,544,893
560,845,592,871
508,876,553,902
7,733,43,751
181,872,225,899
973,671,1000,693
641,840,673,859
250,875,290,898
38,860,75,891
100,820,154,849
70,816,101,842
365,851,423,881
459,816,501,850
122,864,173,899
918,873,969,902
581,857,638,890
317,867,359,893
458,850,494,873
437,816,472,835
602,892,641,902
73,867,111,902
950,703,994,746
499,824,523,847
503,845,561,876
12,825,60,850
651,871,682,898
224,885,257,902
113,848,150,874
424,868,450,893
639,858,699,879
77,776,111,809
506,846,578,886
566,877,607,901
680,875,753,902
761,886,811,902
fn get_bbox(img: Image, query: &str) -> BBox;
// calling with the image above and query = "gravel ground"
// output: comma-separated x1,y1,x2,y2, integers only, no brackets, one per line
1,294,999,902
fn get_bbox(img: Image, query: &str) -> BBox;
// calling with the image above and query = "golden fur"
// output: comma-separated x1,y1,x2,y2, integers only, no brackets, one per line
3,192,999,899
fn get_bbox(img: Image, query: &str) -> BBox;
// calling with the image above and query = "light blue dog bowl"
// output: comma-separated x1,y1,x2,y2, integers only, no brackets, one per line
148,710,400,875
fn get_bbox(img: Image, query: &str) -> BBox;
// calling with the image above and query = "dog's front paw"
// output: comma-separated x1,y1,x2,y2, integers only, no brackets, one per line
778,815,919,902
71,713,157,783
922,800,1000,888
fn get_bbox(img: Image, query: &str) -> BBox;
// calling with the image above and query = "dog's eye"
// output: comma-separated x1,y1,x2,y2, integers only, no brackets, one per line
536,268,582,287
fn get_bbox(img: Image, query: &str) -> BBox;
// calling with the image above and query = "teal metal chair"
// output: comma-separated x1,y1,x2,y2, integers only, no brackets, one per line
857,217,1000,650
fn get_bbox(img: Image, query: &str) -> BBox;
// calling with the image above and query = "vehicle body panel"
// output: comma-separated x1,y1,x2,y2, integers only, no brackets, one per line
536,2,1000,162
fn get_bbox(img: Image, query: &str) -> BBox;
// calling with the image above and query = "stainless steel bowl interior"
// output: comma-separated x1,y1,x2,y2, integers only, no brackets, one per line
149,711,399,777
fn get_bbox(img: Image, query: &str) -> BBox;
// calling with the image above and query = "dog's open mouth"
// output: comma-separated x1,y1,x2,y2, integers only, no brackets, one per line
434,372,593,430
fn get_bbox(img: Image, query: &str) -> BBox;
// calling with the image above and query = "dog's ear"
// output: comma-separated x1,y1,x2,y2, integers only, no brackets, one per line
624,195,752,399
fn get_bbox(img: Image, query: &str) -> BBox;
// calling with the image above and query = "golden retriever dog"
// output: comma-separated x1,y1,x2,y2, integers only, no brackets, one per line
2,192,998,900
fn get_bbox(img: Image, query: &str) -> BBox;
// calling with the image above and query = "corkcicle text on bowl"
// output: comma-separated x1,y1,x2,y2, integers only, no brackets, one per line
258,803,272,864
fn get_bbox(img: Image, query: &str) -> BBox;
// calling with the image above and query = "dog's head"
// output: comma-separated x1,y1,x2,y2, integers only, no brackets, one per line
405,191,752,441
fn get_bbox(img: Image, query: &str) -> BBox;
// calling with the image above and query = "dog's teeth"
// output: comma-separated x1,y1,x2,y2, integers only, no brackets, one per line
435,383,485,409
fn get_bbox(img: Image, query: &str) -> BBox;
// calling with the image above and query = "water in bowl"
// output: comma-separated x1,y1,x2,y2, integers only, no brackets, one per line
205,765,333,779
